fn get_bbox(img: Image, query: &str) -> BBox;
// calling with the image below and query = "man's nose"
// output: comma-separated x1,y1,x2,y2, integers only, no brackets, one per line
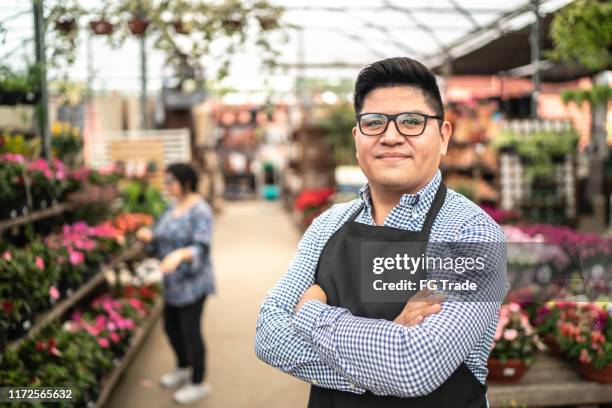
379,120,405,145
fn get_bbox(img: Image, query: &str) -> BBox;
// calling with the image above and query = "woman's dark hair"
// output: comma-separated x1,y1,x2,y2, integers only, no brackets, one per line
353,57,444,121
166,163,198,193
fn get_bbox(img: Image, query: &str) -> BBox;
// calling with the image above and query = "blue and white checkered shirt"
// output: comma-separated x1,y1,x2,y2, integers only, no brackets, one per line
255,169,507,398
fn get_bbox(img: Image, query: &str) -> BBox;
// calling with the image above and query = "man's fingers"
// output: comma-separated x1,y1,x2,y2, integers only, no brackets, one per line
410,289,432,301
406,315,423,326
401,303,442,325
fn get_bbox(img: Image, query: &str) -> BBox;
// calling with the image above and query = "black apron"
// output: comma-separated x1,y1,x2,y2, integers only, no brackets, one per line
309,181,487,408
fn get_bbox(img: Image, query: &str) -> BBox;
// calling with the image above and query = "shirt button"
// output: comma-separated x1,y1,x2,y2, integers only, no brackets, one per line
412,212,418,219
348,383,355,389
312,380,318,385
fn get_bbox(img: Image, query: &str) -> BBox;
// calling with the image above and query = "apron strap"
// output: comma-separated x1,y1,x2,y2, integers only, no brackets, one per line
352,180,447,232
420,181,447,235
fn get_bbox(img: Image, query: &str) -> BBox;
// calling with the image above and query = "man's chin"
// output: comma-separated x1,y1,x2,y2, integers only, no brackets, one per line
371,177,421,192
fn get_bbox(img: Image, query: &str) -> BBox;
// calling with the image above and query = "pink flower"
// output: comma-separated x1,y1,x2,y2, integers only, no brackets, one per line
86,325,101,336
35,256,45,270
508,303,521,313
124,319,135,330
98,338,110,348
129,298,143,310
109,332,120,343
2,251,12,261
71,311,82,323
68,250,85,265
1,153,25,163
579,349,592,364
49,286,60,300
95,315,107,329
503,329,518,341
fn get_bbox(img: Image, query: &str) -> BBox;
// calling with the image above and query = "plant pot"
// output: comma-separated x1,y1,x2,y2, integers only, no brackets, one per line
55,18,76,33
551,154,567,164
0,91,22,106
222,16,243,32
257,16,278,30
487,358,528,384
90,20,113,35
128,17,150,36
543,333,562,357
172,20,189,34
576,361,612,384
21,91,40,105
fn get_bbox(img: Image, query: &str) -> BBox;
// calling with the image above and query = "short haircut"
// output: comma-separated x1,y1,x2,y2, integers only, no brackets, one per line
166,163,198,193
353,57,444,120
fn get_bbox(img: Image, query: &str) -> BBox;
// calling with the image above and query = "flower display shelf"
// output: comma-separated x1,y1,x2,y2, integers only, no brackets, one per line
94,297,162,408
5,241,144,352
488,353,612,408
0,203,73,233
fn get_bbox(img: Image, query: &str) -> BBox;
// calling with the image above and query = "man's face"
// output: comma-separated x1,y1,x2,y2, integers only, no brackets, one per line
352,86,452,194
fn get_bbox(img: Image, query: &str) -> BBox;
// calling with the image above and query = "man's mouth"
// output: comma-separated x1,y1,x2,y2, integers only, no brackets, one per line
375,153,413,162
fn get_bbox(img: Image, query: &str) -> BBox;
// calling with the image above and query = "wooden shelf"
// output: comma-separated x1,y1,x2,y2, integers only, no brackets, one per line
6,241,144,352
0,203,72,233
488,353,612,407
95,297,163,408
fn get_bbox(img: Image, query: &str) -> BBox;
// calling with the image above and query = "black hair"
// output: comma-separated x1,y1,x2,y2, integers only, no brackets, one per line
353,57,444,120
166,162,198,193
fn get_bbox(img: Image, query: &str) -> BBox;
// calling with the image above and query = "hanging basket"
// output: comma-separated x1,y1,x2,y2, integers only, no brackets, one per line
487,358,528,384
90,19,114,35
172,20,189,34
128,17,150,36
257,16,279,31
576,362,612,384
222,16,244,32
55,18,76,33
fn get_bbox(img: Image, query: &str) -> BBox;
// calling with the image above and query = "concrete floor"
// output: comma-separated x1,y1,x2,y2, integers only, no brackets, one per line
106,200,310,408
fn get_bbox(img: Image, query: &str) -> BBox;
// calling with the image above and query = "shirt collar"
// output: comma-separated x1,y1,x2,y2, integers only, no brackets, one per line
358,169,442,213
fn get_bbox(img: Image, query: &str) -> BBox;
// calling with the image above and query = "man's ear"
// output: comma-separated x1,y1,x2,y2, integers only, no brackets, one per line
352,126,359,159
440,121,452,156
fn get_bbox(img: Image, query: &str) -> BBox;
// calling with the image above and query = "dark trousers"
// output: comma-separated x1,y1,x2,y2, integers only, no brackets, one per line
163,295,207,384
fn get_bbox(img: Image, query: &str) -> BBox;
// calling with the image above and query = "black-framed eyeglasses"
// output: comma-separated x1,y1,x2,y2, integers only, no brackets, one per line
355,112,443,137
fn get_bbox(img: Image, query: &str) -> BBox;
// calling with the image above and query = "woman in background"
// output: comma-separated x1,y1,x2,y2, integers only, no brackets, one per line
137,162,215,405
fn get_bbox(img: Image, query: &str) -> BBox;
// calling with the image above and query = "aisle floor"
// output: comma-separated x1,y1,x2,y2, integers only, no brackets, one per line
106,200,309,408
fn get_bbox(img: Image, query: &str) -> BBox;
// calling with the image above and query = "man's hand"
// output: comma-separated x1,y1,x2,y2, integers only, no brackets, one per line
160,248,190,274
393,289,443,326
295,284,327,314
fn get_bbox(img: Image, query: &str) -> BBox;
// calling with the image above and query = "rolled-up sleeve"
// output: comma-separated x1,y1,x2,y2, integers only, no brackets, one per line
255,205,365,393
188,203,213,269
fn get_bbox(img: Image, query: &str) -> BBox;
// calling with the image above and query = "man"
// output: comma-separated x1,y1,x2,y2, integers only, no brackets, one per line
255,57,507,408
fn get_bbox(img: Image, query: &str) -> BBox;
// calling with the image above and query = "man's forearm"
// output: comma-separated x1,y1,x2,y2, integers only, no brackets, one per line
293,300,499,398
255,294,365,393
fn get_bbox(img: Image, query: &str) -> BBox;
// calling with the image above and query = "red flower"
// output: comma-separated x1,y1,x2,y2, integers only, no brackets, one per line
1,301,13,314
294,188,335,211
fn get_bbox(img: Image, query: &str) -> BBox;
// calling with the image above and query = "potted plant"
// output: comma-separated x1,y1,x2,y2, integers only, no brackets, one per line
557,302,612,383
222,15,244,32
49,1,85,34
294,188,335,230
0,154,28,219
90,18,114,35
488,303,543,383
172,20,191,34
51,121,83,166
128,16,150,35
533,302,564,356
